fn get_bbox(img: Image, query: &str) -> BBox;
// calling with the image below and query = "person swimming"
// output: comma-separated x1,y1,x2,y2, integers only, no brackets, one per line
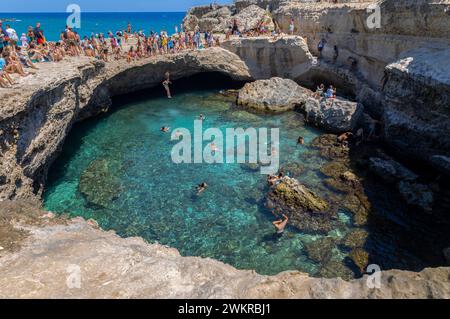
161,126,170,133
272,213,289,237
196,182,208,194
297,136,305,145
199,113,206,121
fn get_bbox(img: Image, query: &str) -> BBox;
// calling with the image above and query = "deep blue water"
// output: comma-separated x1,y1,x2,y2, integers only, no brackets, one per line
1,12,185,41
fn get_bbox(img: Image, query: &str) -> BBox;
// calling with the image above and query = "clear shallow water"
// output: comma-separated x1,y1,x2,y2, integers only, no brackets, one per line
2,12,185,41
44,90,443,277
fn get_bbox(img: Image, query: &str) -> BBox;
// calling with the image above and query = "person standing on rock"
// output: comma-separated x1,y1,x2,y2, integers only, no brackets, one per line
163,71,172,99
272,213,289,238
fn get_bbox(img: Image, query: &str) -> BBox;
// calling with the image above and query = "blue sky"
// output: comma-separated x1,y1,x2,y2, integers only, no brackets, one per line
0,0,232,12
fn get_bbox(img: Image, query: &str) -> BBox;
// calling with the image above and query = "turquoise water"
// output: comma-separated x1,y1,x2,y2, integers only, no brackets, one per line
44,90,352,276
2,12,185,41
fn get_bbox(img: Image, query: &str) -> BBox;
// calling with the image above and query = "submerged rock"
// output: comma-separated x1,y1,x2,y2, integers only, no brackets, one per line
237,77,311,113
233,5,273,32
79,159,122,208
311,134,349,159
240,163,260,172
302,97,363,133
342,193,370,227
369,157,418,184
266,176,335,234
304,237,335,263
317,259,355,281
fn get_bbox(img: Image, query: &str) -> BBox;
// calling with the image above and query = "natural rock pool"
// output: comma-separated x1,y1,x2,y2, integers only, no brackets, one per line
44,88,447,278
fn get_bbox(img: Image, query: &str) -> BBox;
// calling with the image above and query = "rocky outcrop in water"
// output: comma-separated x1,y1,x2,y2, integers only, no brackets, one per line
369,157,434,212
1,200,449,299
303,97,363,133
221,36,314,79
237,77,310,112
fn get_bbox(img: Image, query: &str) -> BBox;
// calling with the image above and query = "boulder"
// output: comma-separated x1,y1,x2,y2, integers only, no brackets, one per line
266,176,335,234
302,97,363,133
311,134,349,159
237,77,311,113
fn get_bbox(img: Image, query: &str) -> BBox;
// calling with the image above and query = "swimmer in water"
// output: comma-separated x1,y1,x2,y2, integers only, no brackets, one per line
199,113,206,121
297,136,305,145
196,182,208,194
161,126,170,133
272,213,289,237
174,130,182,138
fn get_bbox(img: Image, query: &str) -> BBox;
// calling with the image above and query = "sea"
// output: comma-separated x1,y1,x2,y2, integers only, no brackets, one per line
0,12,186,41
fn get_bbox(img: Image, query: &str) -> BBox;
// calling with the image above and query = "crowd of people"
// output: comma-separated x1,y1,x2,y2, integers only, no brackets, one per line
0,19,224,88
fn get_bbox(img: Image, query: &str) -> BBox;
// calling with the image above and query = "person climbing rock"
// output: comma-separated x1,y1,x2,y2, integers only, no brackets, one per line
162,71,172,99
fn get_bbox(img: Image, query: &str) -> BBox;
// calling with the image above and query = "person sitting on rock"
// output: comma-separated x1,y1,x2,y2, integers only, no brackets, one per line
272,213,289,238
